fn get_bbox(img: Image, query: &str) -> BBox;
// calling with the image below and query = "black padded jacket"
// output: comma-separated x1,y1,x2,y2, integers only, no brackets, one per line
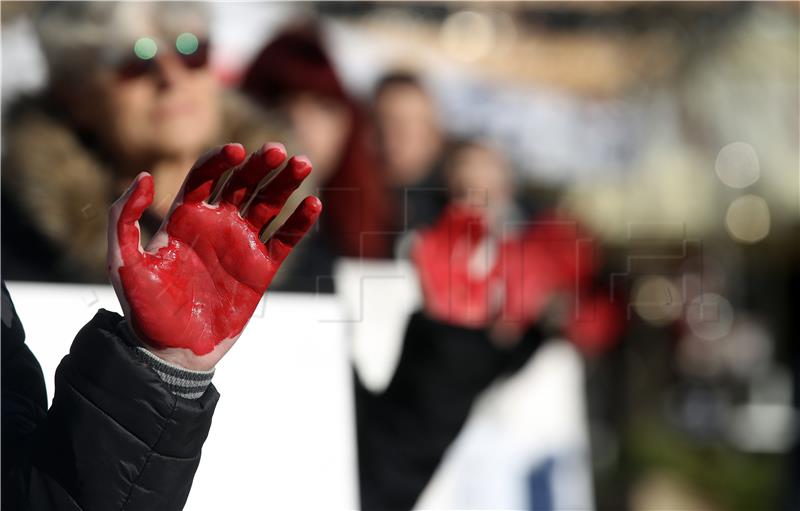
1,283,219,510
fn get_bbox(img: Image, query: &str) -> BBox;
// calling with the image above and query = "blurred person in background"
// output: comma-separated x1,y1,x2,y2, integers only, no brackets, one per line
242,24,395,292
357,139,622,510
1,2,278,283
417,140,622,354
373,71,448,234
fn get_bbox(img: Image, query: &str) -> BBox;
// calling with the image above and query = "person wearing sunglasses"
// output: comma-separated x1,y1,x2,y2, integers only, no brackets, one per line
0,2,315,510
2,2,285,285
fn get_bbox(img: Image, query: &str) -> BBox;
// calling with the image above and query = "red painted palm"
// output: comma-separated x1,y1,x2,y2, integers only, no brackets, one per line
412,204,505,328
108,143,321,369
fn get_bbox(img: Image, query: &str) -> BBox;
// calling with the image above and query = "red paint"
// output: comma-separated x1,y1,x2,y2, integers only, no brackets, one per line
501,216,595,326
412,204,504,328
565,293,623,357
113,143,321,355
413,205,623,354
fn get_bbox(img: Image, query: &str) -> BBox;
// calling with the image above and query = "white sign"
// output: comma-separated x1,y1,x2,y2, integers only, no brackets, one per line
6,282,358,510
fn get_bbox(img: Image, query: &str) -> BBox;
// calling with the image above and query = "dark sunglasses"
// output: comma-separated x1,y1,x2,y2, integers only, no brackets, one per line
114,34,210,81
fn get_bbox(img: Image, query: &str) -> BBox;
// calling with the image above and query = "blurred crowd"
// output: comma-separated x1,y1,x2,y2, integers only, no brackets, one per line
1,2,798,510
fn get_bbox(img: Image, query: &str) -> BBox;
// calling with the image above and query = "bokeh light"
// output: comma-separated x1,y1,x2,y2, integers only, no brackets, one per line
715,142,760,189
725,194,771,243
440,10,495,62
686,293,734,341
632,275,683,325
176,32,199,55
133,37,157,60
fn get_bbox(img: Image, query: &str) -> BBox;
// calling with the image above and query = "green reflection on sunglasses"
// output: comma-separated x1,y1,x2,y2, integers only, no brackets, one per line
176,32,200,55
133,37,158,60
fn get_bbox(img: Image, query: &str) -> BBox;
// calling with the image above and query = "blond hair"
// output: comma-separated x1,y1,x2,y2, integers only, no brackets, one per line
35,2,209,84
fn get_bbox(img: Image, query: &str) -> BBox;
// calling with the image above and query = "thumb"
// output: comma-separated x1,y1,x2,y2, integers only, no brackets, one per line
108,172,154,270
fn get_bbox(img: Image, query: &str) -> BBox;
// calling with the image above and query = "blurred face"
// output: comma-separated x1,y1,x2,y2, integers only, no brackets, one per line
286,92,352,181
72,33,219,170
375,83,442,187
446,144,512,217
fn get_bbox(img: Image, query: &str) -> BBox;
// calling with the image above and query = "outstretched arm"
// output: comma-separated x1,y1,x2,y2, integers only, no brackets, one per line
6,143,320,511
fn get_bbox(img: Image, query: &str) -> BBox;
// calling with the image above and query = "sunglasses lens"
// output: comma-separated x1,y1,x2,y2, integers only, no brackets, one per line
133,37,158,60
116,37,157,80
114,35,208,79
116,56,153,80
176,32,199,55
179,40,209,69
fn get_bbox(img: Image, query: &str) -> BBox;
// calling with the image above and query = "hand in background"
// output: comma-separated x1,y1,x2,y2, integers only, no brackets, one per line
108,143,321,370
412,204,505,329
503,217,622,355
413,206,622,353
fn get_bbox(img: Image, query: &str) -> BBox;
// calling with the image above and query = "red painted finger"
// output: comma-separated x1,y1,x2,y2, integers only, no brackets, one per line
222,142,287,208
246,155,312,231
183,143,247,204
266,195,322,264
116,172,154,267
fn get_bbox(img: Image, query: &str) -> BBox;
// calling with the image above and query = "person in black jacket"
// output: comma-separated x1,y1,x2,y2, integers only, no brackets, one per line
1,141,322,510
355,140,543,510
1,284,218,510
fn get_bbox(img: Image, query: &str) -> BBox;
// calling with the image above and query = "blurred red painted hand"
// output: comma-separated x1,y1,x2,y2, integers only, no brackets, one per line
108,143,321,370
502,217,595,328
503,216,622,355
412,204,505,329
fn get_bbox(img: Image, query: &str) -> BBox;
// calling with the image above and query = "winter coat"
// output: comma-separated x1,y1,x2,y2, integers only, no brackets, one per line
1,92,283,284
1,283,218,510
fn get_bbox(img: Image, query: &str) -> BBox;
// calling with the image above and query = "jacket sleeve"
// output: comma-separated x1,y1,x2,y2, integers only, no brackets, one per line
355,311,543,511
24,308,219,511
2,283,49,509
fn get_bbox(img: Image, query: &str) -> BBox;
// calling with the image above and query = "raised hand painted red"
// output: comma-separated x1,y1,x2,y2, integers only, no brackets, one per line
501,217,595,328
412,204,505,328
108,143,321,369
413,205,622,353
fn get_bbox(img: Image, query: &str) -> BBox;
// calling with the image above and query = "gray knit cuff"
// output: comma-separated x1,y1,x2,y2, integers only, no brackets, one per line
135,347,215,399
117,320,215,399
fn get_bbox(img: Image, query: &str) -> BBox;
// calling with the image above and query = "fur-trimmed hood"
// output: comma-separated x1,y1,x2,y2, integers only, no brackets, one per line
2,92,285,282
